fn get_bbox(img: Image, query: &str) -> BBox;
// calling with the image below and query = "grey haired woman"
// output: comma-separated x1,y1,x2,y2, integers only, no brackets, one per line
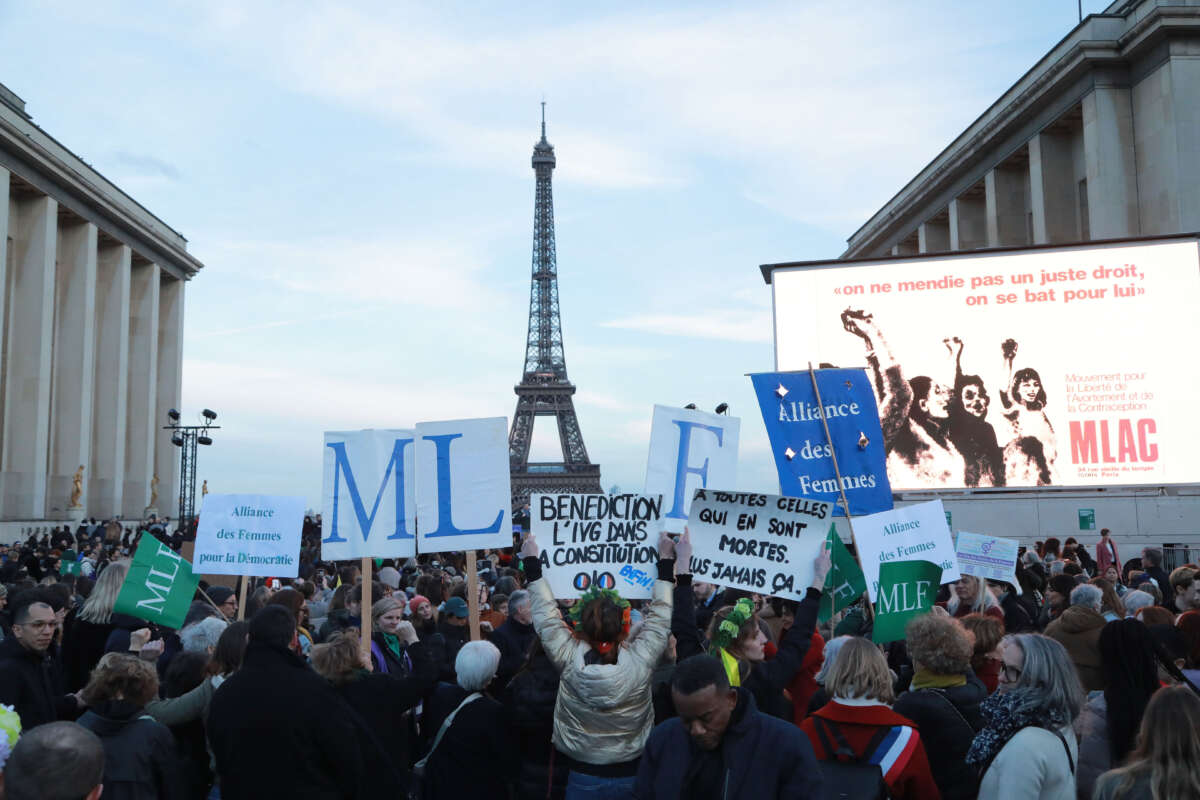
969,633,1083,800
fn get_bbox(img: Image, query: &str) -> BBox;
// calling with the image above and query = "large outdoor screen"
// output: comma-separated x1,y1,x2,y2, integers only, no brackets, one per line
770,237,1200,490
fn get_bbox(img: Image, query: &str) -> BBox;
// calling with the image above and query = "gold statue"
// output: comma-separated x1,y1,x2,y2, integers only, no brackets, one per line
202,480,209,497
70,465,84,507
150,473,159,507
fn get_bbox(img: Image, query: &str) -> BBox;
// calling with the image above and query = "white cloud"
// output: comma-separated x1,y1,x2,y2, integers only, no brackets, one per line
167,0,1032,223
601,309,772,343
203,237,507,310
182,359,514,430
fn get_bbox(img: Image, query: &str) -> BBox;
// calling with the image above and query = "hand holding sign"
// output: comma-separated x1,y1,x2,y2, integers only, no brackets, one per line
811,540,833,591
658,530,676,561
676,528,694,576
520,533,539,560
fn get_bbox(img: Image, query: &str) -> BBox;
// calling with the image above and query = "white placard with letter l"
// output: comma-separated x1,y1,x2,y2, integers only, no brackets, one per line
416,417,513,553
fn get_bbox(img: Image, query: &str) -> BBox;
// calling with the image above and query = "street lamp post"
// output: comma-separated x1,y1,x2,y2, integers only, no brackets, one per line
164,408,218,537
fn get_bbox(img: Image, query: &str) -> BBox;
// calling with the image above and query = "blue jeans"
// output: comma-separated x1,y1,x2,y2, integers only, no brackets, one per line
565,772,635,800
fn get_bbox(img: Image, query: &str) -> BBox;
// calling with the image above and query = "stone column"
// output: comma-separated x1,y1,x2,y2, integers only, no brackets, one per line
985,165,1030,246
123,259,159,517
950,195,987,250
1,195,57,519
1167,55,1200,232
1082,85,1139,239
155,275,184,524
47,220,98,518
89,243,131,519
918,219,950,253
0,168,9,493
1029,132,1077,244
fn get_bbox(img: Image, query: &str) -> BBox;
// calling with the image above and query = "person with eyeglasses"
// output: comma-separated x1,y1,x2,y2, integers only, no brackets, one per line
968,633,1084,800
0,590,80,728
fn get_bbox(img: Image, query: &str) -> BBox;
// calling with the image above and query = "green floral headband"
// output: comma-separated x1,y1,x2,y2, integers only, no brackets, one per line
712,597,755,650
567,587,630,625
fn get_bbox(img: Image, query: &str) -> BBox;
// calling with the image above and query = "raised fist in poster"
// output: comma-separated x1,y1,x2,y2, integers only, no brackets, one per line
840,308,876,344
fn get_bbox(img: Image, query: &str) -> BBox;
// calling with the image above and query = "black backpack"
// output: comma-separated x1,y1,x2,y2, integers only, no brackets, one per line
811,716,892,800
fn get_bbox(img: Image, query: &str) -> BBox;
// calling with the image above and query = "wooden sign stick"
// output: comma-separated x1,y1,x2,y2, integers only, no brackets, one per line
466,549,481,641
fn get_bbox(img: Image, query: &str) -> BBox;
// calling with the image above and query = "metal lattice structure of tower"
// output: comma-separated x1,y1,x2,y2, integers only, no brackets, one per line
509,107,602,507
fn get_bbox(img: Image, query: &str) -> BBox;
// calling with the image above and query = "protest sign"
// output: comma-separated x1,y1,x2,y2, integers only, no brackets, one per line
645,405,740,532
871,560,942,644
194,494,306,577
113,535,200,629
769,237,1200,489
687,489,832,602
955,531,1020,584
750,370,892,516
532,493,665,599
853,499,960,601
819,524,867,623
322,429,417,561
416,417,512,553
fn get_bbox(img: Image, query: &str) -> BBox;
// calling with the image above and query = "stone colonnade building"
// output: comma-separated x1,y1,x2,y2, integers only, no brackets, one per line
0,82,202,522
844,0,1200,258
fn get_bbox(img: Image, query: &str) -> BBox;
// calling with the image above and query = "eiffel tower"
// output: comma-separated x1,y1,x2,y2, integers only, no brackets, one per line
509,106,602,506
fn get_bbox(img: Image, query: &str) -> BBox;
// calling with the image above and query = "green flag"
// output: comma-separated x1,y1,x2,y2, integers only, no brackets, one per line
113,535,199,629
871,560,942,644
819,524,868,624
60,549,82,576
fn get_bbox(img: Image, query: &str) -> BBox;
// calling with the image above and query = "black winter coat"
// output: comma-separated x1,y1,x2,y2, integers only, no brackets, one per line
208,642,404,799
739,587,821,720
369,631,411,676
503,649,567,800
436,620,470,682
78,700,187,800
62,613,144,692
634,689,823,800
999,592,1037,633
490,617,536,691
419,683,518,799
892,673,987,800
0,635,74,729
333,638,439,783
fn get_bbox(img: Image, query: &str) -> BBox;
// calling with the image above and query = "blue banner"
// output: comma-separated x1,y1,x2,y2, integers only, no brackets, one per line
750,369,893,516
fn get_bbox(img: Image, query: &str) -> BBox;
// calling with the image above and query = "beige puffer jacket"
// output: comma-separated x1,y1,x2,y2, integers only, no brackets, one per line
528,575,672,766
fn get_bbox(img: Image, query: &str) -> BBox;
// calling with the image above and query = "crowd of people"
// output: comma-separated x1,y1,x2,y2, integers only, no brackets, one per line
1,516,1199,800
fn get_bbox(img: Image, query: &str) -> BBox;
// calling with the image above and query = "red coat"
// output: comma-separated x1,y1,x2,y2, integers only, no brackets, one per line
787,632,825,725
800,700,941,800
975,656,1001,694
1096,537,1121,577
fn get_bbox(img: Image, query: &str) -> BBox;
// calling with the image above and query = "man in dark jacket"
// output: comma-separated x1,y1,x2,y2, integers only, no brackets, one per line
0,594,77,728
208,605,403,798
436,596,471,680
489,589,536,691
635,654,823,800
988,579,1037,633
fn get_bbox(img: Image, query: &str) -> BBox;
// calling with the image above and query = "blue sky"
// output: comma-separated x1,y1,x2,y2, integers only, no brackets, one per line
0,1,1115,509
